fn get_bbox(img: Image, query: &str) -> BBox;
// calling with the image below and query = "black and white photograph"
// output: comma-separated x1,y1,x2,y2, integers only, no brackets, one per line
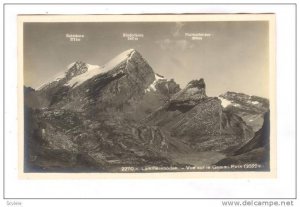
20,14,274,174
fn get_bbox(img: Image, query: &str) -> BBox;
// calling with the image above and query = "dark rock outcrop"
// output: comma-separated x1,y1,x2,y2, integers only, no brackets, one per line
65,61,88,80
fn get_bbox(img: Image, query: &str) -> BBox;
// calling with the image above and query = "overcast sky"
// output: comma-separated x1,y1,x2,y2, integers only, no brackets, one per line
23,21,269,98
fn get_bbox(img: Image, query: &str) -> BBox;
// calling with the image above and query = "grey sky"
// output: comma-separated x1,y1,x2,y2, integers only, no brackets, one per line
23,21,269,98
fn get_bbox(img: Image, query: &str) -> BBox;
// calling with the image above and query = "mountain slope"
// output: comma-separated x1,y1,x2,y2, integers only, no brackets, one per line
215,111,270,170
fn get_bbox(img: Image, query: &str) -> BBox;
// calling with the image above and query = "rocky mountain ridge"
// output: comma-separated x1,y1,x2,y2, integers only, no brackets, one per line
219,91,269,132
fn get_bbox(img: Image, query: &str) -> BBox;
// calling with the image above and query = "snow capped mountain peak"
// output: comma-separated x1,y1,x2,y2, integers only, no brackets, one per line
65,49,138,88
65,61,89,79
218,91,269,110
65,63,101,87
102,49,135,71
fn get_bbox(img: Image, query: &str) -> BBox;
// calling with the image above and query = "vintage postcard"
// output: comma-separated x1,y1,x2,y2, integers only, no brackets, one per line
18,14,276,178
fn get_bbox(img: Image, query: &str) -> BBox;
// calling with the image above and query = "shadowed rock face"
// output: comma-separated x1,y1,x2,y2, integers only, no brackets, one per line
234,111,270,156
215,111,270,170
155,78,181,98
24,49,268,172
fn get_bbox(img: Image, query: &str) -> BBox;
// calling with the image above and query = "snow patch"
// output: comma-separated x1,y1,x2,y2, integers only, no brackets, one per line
126,49,135,63
233,103,241,107
218,97,241,108
145,74,166,92
65,64,101,87
247,100,260,105
218,97,232,108
86,64,100,71
112,70,124,78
